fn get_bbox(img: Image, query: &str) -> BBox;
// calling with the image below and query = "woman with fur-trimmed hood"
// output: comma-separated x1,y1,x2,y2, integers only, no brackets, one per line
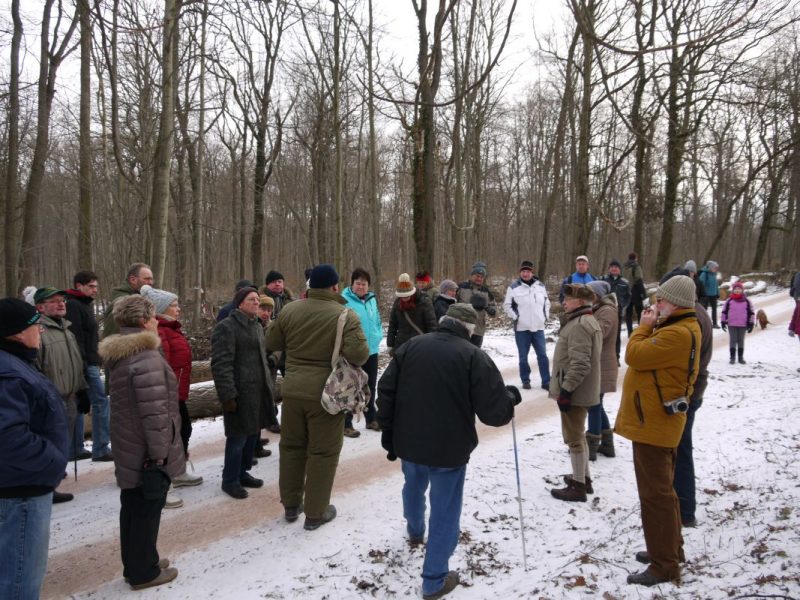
98,295,184,591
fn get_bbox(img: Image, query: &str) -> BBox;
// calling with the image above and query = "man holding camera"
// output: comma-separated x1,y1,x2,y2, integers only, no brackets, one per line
456,262,497,347
615,275,701,587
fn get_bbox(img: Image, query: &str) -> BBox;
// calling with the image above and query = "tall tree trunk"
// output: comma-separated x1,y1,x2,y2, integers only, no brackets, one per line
332,0,344,277
192,0,207,323
574,0,595,256
366,0,381,300
78,0,93,269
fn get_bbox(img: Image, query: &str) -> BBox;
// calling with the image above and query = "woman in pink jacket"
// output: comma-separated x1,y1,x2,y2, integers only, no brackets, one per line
721,282,754,364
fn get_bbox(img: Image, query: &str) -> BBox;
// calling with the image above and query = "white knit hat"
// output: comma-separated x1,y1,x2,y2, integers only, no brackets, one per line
140,285,178,315
395,273,416,298
657,275,696,308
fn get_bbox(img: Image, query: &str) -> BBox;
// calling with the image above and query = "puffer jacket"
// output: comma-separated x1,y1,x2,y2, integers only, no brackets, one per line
548,308,602,407
212,310,273,437
503,277,550,332
157,317,192,402
38,315,86,398
456,282,497,337
698,262,720,297
615,309,701,448
266,289,369,401
387,290,437,349
721,294,754,328
99,328,185,488
342,286,383,355
433,293,455,321
593,295,619,394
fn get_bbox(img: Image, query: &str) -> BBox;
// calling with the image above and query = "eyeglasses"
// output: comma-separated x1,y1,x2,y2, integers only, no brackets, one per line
44,298,66,304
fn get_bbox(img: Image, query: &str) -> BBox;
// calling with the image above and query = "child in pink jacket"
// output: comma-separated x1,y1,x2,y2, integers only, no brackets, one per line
721,281,754,364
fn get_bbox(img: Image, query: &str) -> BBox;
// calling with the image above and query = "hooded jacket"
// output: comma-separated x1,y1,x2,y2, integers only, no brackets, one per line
503,277,550,332
342,286,383,355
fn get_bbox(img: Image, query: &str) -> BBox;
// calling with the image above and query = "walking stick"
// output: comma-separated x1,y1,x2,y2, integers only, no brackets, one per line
511,417,528,571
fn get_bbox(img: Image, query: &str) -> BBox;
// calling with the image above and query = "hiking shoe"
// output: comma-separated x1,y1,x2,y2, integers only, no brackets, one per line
240,473,264,488
126,559,169,582
635,551,651,564
408,535,425,547
284,504,304,523
130,567,178,590
222,483,249,499
365,421,381,431
562,474,593,494
165,492,183,509
522,381,532,390
343,427,361,438
172,471,203,487
541,384,550,391
71,449,91,461
550,478,587,502
52,491,74,504
266,424,281,434
682,517,697,527
254,446,272,458
92,452,114,462
423,571,459,599
627,569,672,586
304,505,337,530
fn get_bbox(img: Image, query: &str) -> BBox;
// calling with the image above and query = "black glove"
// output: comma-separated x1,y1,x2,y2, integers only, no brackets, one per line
557,388,572,413
485,305,497,317
721,322,727,332
469,294,488,311
506,385,522,406
76,389,91,414
381,429,397,461
746,324,753,333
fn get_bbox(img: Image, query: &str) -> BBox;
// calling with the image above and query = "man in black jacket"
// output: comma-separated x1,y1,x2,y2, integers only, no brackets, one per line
377,303,520,600
65,270,113,462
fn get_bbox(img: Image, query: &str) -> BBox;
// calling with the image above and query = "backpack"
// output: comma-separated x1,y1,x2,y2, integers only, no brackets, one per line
320,309,370,418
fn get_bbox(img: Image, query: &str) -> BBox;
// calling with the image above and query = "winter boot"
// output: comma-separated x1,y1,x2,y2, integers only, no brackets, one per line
550,478,588,502
729,348,736,364
586,433,601,461
598,429,616,458
738,348,746,364
563,474,593,494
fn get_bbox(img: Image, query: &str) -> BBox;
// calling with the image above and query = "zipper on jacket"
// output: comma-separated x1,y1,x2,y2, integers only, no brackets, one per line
634,392,645,425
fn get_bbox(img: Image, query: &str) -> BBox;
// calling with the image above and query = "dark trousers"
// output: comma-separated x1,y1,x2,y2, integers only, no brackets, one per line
626,292,645,336
673,399,701,521
222,434,257,486
632,442,683,581
615,311,623,359
120,486,166,585
700,296,719,326
178,401,192,456
345,353,378,428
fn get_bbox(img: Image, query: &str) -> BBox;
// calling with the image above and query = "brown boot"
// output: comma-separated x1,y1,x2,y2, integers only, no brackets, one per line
550,478,587,502
586,433,601,461
562,474,594,494
598,429,616,457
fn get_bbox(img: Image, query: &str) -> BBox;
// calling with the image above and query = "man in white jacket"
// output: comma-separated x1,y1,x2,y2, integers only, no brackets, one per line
503,261,551,390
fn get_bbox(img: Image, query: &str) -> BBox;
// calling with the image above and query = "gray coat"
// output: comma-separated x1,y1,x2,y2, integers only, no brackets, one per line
593,295,619,394
38,315,86,399
99,328,185,489
549,308,602,407
211,309,273,437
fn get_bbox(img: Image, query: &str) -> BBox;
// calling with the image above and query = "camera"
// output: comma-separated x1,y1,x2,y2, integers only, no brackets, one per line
663,397,689,415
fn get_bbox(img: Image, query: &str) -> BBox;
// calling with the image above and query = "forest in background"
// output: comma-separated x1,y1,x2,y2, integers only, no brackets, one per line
2,0,800,320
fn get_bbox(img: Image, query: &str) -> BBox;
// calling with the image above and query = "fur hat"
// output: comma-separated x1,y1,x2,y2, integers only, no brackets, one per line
683,260,697,273
446,303,478,325
657,275,696,308
265,270,284,285
395,273,416,298
140,285,178,315
439,279,458,295
0,297,41,338
309,264,339,289
563,283,595,302
588,280,611,298
519,260,534,272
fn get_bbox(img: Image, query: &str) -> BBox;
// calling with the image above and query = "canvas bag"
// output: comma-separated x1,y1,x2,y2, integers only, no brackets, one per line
321,309,370,417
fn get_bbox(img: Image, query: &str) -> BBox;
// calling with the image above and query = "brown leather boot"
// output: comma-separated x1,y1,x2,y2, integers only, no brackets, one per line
550,478,587,502
562,474,593,494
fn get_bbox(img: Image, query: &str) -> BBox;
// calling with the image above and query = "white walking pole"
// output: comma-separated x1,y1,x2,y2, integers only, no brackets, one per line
511,417,528,571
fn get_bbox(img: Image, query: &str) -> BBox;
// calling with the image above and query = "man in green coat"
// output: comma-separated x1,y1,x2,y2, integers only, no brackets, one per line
102,263,154,338
266,264,369,530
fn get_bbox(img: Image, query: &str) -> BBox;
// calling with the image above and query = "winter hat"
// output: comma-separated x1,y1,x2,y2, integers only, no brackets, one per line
446,303,479,325
471,261,487,277
439,279,458,295
519,260,534,272
628,252,638,260
731,281,745,293
563,283,595,302
415,271,432,285
588,280,611,298
140,285,178,315
258,295,275,308
395,273,416,298
232,285,258,308
575,255,589,264
683,260,697,273
657,275,696,308
309,264,339,289
33,287,67,304
705,261,719,270
235,279,254,291
608,258,622,269
265,270,284,285
0,297,41,338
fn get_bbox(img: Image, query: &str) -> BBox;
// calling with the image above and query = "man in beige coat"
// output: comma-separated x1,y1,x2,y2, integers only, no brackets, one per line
548,284,602,502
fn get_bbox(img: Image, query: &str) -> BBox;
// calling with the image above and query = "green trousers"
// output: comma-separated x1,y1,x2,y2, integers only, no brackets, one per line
279,395,345,519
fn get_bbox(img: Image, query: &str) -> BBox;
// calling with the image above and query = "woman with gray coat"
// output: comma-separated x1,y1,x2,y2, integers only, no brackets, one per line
99,295,184,591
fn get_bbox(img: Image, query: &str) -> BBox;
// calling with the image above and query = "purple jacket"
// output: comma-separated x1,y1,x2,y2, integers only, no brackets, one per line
721,295,754,328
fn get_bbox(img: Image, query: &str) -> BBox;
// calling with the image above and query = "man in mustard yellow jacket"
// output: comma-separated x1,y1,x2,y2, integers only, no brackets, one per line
615,275,701,587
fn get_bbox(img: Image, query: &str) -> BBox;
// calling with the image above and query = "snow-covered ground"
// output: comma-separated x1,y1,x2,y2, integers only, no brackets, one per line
46,291,800,599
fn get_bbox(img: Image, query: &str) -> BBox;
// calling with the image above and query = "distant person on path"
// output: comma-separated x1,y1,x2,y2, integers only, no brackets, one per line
698,261,721,328
433,280,458,321
601,259,630,360
387,273,437,358
720,281,754,365
102,263,154,338
266,265,369,530
503,260,551,390
456,262,498,347
217,279,255,322
0,298,68,600
558,255,596,305
623,252,646,335
615,275,701,587
548,284,602,502
377,303,519,600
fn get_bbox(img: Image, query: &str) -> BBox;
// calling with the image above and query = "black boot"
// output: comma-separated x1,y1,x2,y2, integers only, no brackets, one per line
738,348,746,364
729,349,735,364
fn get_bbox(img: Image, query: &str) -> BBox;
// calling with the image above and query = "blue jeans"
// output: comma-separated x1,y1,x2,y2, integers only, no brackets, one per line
514,330,550,385
673,398,701,521
401,460,466,596
587,393,610,435
86,365,111,458
222,434,258,486
0,493,53,600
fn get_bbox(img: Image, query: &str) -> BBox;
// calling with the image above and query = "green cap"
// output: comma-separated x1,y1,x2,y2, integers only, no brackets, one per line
445,303,479,325
33,287,67,304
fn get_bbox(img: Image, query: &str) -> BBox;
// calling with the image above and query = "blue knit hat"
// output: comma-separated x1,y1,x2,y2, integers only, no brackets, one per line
309,264,339,289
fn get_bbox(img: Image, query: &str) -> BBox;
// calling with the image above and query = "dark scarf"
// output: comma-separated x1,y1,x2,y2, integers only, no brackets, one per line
0,338,39,363
398,295,417,312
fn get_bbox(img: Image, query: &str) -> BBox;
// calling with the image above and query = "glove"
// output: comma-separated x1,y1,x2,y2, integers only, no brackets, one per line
222,398,237,412
506,385,522,406
556,388,572,413
790,330,796,337
721,323,727,332
485,305,497,317
469,295,488,311
746,324,753,333
76,389,91,414
381,429,397,461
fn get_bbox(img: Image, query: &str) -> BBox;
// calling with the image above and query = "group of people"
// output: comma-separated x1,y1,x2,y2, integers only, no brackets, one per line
0,252,777,599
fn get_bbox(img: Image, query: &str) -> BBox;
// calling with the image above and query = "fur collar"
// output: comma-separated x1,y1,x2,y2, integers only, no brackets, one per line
99,329,161,363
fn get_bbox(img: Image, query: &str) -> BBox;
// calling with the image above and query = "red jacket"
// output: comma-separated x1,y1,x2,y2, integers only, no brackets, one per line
157,317,192,402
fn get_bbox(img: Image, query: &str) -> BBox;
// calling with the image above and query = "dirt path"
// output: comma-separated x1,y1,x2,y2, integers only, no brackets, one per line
42,294,793,598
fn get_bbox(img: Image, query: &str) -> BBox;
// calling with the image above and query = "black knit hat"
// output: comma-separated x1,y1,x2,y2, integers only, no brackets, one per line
0,297,41,338
232,286,258,308
519,260,534,271
309,264,339,289
235,279,254,291
265,270,284,285
608,258,622,268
